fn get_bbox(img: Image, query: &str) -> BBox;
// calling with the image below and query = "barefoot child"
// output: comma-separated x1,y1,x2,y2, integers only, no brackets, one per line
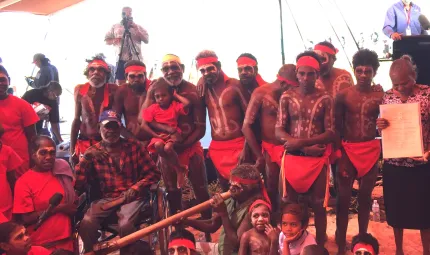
142,79,190,188
279,203,317,255
238,199,278,255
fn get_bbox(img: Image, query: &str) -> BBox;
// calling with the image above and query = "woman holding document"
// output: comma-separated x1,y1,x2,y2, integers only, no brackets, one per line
377,55,430,255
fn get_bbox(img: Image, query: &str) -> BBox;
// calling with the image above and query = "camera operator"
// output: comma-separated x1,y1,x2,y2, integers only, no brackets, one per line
105,7,149,85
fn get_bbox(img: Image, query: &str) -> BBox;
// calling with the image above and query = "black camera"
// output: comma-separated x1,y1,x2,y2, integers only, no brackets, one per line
121,12,133,30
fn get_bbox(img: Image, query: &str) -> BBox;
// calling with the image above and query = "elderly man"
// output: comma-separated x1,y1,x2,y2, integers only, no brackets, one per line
196,50,251,191
242,64,298,211
113,60,151,142
142,54,211,220
276,51,335,245
70,56,118,166
75,110,160,255
105,7,149,85
0,66,38,177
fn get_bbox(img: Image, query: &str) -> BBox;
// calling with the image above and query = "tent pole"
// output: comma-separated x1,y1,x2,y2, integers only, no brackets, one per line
279,0,285,65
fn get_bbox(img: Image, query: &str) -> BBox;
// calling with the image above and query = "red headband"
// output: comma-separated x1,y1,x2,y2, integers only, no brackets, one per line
125,65,146,73
277,74,299,86
168,239,196,251
231,176,270,203
237,57,257,67
353,243,375,255
297,56,320,71
314,44,339,55
88,60,109,70
197,57,218,69
249,199,272,213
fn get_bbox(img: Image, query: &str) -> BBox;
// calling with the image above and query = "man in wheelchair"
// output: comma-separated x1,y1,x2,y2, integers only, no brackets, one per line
74,110,161,254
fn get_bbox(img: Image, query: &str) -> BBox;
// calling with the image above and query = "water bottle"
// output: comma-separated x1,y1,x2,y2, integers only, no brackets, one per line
372,200,380,222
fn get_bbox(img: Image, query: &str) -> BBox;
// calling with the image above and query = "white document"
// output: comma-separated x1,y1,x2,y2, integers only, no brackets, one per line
380,102,424,158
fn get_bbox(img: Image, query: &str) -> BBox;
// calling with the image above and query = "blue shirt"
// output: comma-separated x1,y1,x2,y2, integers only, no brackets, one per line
383,1,422,38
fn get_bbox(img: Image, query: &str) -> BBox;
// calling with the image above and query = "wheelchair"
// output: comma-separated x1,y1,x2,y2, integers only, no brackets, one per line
72,182,170,255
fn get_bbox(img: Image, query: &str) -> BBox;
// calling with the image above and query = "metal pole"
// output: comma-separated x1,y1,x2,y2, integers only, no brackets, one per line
279,0,286,65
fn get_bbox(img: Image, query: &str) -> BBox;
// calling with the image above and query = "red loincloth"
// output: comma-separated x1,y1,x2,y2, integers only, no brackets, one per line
178,141,204,167
74,139,99,157
208,137,245,179
341,139,381,178
261,141,284,166
329,149,342,164
281,145,332,207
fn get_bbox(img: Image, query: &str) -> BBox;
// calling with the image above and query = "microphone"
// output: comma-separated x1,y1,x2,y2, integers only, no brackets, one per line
419,14,430,30
34,193,63,231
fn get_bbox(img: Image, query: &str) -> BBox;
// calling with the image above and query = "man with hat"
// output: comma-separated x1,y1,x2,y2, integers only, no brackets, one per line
75,109,160,255
275,51,335,245
242,64,299,211
113,60,151,142
142,54,211,222
30,53,59,89
70,56,118,166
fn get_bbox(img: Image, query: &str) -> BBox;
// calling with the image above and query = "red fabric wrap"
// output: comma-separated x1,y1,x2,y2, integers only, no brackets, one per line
79,83,110,108
341,139,381,178
168,238,196,251
255,74,267,86
329,149,342,164
197,57,219,69
178,141,204,167
296,56,320,71
261,141,284,166
87,59,109,70
277,74,298,86
236,57,257,67
249,199,272,213
314,44,339,55
283,145,332,193
353,243,375,255
125,65,146,73
208,137,245,179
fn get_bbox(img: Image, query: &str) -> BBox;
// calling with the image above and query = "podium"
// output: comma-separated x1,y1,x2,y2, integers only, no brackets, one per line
393,35,430,85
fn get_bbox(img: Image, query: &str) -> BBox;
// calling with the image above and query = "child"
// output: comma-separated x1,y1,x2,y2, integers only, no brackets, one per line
351,233,379,255
0,122,23,221
238,199,279,255
142,79,190,188
279,203,317,255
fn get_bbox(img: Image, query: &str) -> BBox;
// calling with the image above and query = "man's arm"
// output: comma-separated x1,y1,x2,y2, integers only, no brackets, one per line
74,156,91,194
105,25,119,45
49,101,62,143
184,216,222,233
383,6,396,38
275,93,293,143
131,146,161,192
113,87,134,139
135,25,149,44
221,213,252,250
70,86,82,158
34,67,50,89
238,231,251,255
242,91,264,160
177,91,206,148
51,123,63,143
334,92,346,150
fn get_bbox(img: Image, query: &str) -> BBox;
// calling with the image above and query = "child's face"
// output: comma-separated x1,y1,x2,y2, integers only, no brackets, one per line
281,213,303,240
251,205,270,232
154,87,172,108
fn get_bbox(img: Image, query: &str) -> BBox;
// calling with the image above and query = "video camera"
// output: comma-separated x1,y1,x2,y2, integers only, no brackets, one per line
121,11,133,31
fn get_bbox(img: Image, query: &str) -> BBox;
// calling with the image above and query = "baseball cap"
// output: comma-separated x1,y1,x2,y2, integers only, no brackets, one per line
33,53,45,63
99,110,121,125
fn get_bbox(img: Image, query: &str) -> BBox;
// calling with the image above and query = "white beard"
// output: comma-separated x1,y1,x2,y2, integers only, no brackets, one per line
163,76,182,86
89,80,105,88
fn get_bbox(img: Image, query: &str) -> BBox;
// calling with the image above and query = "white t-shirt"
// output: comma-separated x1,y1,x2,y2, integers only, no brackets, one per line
278,230,317,255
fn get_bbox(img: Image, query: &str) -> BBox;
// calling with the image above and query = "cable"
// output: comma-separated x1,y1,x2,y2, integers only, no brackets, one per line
331,0,360,50
279,0,286,65
283,0,307,51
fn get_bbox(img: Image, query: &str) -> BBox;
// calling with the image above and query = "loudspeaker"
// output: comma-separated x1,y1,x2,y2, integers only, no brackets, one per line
392,35,430,85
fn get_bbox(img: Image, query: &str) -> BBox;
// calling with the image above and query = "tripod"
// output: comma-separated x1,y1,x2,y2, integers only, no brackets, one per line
115,22,140,78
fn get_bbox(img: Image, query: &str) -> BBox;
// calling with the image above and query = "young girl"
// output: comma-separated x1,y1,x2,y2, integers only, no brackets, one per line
279,203,316,255
238,199,279,255
142,79,190,188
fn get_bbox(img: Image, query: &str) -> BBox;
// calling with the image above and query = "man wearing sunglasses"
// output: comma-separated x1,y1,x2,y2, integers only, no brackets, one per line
70,56,118,166
113,60,151,143
196,50,252,191
142,54,211,225
22,81,63,144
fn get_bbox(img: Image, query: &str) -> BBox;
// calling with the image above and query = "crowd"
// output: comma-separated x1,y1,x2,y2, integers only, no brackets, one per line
0,16,430,255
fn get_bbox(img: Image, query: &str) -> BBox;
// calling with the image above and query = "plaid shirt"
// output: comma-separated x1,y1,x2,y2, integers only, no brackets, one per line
75,138,160,198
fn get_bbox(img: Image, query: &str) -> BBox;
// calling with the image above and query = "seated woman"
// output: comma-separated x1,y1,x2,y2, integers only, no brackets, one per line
0,221,50,255
12,136,76,253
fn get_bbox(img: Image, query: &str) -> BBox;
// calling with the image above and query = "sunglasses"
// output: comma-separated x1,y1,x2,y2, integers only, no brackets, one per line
0,77,8,83
161,65,181,73
128,74,145,79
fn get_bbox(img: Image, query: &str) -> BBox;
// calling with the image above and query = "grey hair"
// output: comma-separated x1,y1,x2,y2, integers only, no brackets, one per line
195,50,218,60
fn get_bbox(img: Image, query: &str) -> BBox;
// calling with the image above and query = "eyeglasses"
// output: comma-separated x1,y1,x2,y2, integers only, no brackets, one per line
128,74,145,79
0,77,8,83
161,65,181,73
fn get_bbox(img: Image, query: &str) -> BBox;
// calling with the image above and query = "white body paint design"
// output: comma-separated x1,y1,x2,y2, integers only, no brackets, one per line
308,95,332,137
278,94,302,137
360,98,380,137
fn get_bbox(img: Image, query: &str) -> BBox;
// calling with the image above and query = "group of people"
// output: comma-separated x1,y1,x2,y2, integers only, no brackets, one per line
0,37,429,255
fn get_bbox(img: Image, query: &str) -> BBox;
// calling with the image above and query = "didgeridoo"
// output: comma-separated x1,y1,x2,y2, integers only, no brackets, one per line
86,191,231,255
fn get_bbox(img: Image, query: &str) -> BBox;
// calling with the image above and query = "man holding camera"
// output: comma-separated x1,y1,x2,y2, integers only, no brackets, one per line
105,7,149,85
